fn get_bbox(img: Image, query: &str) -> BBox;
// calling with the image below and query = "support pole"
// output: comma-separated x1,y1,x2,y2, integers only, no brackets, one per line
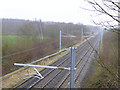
81,28,83,42
60,30,61,52
100,29,103,45
40,20,43,40
97,32,100,55
70,47,76,88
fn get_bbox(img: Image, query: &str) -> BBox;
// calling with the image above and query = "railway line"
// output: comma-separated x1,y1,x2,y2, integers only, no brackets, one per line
42,36,98,88
14,35,99,89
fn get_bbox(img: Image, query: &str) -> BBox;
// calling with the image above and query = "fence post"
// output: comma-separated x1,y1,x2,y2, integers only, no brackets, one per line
70,47,76,88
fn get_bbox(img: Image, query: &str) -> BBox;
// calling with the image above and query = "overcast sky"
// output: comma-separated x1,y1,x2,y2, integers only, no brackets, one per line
0,0,97,25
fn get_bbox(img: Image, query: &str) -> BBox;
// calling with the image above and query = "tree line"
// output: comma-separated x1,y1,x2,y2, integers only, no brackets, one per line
2,18,100,39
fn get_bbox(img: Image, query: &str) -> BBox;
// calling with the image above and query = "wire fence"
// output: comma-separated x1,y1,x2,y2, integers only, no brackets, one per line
1,47,40,59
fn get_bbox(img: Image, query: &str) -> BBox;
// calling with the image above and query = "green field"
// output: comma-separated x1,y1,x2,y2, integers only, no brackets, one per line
2,35,49,56
2,35,50,75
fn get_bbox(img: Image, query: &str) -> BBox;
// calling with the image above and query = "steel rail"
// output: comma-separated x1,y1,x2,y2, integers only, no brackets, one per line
14,53,70,88
55,37,98,88
55,43,93,88
61,39,98,88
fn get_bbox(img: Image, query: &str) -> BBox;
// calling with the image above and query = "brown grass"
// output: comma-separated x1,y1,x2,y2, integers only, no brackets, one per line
87,31,118,88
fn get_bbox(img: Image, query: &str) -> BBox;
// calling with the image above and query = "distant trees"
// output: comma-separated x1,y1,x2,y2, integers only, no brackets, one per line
19,22,38,36
44,23,59,38
2,18,99,38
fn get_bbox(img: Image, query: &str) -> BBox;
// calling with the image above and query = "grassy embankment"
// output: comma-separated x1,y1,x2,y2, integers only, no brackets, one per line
2,35,81,76
82,31,118,88
2,35,50,75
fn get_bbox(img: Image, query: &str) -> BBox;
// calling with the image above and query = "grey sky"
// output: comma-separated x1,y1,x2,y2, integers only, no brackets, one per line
0,0,96,25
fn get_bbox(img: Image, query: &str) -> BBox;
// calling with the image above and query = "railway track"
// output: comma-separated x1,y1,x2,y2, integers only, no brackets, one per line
44,37,98,88
14,35,98,89
59,40,97,88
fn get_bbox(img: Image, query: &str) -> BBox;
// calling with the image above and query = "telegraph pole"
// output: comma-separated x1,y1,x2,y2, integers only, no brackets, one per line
39,20,43,40
35,19,44,40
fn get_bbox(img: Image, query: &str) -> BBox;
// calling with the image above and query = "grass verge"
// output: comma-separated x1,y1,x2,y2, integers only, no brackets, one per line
82,31,118,88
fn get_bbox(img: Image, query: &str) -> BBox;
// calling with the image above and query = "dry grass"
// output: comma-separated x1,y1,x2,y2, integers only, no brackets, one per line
86,31,118,88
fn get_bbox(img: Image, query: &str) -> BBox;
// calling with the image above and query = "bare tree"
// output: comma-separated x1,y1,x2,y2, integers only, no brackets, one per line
83,0,120,88
83,0,120,32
